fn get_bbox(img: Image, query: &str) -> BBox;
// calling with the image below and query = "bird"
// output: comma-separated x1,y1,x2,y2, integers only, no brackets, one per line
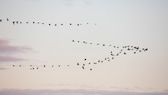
33,22,35,24
49,24,51,26
61,24,63,26
77,63,79,66
43,65,46,67
72,40,75,42
12,65,15,67
55,24,57,26
7,18,9,21
82,66,84,69
52,65,54,68
12,21,15,25
58,65,61,67
84,58,87,61
90,68,92,71
77,24,80,26
0,19,2,22
26,22,28,24
69,23,72,25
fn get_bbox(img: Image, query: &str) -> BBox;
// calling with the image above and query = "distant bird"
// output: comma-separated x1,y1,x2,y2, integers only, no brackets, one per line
42,23,44,24
69,23,72,25
43,65,46,67
134,52,136,54
37,22,39,24
16,21,18,24
58,65,61,67
103,44,105,46
0,19,2,22
33,22,35,24
26,22,28,24
61,24,63,26
52,65,54,68
124,52,126,55
7,18,9,21
87,23,89,24
55,24,57,26
20,22,22,24
82,66,84,69
72,40,75,42
77,24,79,26
84,58,87,61
90,68,92,71
12,21,15,25
49,24,51,26
19,65,22,67
77,63,79,66
12,65,15,67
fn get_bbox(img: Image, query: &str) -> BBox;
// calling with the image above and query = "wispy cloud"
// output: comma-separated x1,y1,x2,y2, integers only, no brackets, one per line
0,89,168,95
0,39,32,54
0,39,32,63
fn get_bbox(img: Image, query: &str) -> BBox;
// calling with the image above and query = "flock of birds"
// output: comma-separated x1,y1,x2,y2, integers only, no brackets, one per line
0,18,96,27
0,18,148,71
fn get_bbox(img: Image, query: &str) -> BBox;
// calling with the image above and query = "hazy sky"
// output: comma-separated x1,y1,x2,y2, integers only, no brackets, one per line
0,0,168,94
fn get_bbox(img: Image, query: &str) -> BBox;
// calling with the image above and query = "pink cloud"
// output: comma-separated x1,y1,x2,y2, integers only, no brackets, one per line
0,89,167,95
0,56,26,62
0,39,32,63
0,39,32,54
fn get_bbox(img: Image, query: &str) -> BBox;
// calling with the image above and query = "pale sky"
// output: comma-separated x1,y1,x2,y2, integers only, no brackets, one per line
0,0,168,95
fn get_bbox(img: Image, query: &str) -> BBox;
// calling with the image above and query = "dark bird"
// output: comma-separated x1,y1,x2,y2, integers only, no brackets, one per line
77,24,80,26
69,23,72,25
12,65,15,67
20,22,22,24
19,65,22,67
87,23,89,24
82,66,84,69
134,52,136,54
103,44,105,46
90,68,92,71
43,65,46,67
61,24,63,26
112,57,114,59
42,23,44,24
124,52,126,55
33,22,35,24
84,58,87,61
52,65,54,68
7,18,9,21
26,22,28,24
12,21,15,25
0,19,2,22
36,67,39,69
55,24,57,26
72,40,75,42
49,24,51,26
16,21,18,24
77,63,79,66
58,65,61,67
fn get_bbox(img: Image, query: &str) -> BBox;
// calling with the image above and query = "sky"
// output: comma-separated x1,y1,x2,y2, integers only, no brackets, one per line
0,0,168,95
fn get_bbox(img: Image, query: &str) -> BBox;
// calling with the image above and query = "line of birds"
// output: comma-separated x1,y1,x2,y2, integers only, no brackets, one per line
72,40,148,70
11,41,148,71
0,18,96,27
